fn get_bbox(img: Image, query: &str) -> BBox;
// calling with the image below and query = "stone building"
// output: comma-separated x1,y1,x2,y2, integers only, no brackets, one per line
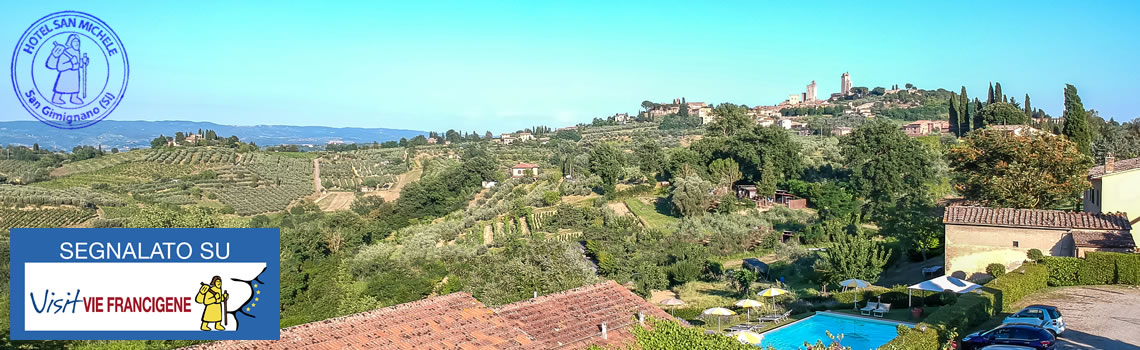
1084,153,1140,224
943,206,1132,278
841,72,852,96
806,80,817,102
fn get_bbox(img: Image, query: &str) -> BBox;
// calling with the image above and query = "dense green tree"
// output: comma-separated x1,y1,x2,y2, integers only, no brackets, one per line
635,136,666,177
948,92,961,137
589,142,624,196
948,129,1092,209
1062,84,1092,155
988,83,995,104
730,269,758,296
1024,94,1032,118
879,196,942,261
981,102,1031,126
665,147,705,180
706,158,742,194
994,82,1004,103
813,231,891,285
670,175,713,217
973,98,985,130
841,120,936,220
706,103,753,137
694,126,802,196
960,87,971,133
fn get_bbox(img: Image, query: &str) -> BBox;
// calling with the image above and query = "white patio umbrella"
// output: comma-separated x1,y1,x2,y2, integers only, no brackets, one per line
735,330,764,345
703,307,736,332
659,298,685,317
839,278,871,310
907,275,980,308
734,299,763,320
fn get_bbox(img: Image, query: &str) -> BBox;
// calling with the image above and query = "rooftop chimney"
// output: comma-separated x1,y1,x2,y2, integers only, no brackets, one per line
601,322,608,340
1106,152,1115,173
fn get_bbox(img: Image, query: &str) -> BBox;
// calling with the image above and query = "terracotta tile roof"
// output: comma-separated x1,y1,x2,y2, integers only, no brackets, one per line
943,206,1132,231
494,280,673,349
1088,156,1140,178
187,292,535,350
187,281,672,350
512,163,539,169
1072,230,1137,248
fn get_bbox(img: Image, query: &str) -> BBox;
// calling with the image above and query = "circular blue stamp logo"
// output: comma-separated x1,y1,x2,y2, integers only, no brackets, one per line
11,11,128,129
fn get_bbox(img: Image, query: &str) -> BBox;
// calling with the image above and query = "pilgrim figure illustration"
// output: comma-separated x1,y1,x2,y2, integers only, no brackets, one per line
44,34,89,105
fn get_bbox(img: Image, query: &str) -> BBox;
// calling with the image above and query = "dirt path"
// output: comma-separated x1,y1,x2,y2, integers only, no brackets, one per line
483,225,494,246
313,158,323,193
316,191,354,212
367,163,423,203
519,217,530,234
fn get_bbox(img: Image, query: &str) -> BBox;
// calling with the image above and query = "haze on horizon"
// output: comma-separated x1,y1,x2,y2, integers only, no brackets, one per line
3,1,1139,133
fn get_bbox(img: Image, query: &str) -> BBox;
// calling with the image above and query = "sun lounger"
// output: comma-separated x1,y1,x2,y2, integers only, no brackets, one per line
874,303,891,318
758,310,792,323
860,302,880,316
726,324,756,332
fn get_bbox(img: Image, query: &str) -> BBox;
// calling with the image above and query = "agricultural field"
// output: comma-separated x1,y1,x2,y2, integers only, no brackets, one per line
0,184,124,208
144,147,240,165
205,153,314,215
318,149,407,190
0,207,95,230
51,150,146,177
0,159,51,184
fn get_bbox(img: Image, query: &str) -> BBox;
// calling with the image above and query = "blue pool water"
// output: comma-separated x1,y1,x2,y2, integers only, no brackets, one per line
757,312,906,350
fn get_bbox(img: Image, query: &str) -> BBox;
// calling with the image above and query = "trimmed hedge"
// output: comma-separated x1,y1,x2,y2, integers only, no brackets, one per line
1079,252,1117,285
1042,256,1081,286
880,324,940,350
986,264,1048,312
1116,253,1140,285
1046,252,1140,286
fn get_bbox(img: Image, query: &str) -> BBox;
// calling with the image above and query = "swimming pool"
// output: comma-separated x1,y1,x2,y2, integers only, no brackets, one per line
757,312,908,350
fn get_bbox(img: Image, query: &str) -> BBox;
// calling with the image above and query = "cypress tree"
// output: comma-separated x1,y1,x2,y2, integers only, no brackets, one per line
973,98,985,130
960,86,971,133
1061,84,1092,155
994,82,1004,104
988,83,995,104
1024,94,1032,118
948,92,960,137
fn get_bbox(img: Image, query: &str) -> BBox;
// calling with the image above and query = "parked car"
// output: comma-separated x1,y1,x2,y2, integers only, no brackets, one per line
1003,305,1065,336
980,346,1038,350
961,324,1057,350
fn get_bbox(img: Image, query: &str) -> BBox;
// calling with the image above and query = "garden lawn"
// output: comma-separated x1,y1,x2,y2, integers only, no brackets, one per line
624,197,679,233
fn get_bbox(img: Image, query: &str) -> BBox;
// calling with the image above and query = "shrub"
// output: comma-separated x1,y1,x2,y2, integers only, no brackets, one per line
1079,252,1117,285
939,289,958,305
1042,256,1080,286
1027,249,1044,263
880,324,941,350
986,264,1048,312
986,263,1006,277
1115,253,1140,285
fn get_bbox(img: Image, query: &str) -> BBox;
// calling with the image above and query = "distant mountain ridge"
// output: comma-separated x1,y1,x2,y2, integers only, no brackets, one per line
0,120,427,150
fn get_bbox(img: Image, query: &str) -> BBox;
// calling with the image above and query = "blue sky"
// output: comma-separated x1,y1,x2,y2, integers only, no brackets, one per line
4,1,1139,133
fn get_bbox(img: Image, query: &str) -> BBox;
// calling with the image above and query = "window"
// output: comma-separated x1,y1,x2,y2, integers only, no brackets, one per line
1013,241,1020,248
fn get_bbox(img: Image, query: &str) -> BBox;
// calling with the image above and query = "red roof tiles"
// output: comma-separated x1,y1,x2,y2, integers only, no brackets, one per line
1072,230,1137,248
494,280,673,349
512,163,539,169
943,206,1132,231
1088,156,1140,178
187,293,534,350
186,281,671,350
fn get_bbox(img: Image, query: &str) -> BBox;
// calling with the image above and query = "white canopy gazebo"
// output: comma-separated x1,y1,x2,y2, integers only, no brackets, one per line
907,275,981,307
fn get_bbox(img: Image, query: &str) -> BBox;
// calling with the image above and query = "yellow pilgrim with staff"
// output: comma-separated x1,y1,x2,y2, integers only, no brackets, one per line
195,276,229,331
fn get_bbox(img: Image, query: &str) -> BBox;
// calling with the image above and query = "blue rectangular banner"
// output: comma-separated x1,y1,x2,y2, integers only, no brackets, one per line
9,228,281,340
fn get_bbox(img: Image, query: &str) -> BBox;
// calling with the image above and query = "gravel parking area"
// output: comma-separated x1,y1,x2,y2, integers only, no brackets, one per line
1010,286,1140,350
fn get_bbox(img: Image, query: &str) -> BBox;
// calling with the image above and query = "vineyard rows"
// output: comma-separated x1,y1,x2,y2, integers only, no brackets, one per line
0,207,95,230
0,159,51,184
144,148,239,165
0,184,123,207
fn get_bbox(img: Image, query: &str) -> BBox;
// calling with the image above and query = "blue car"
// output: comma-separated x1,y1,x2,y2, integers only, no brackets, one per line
961,324,1057,350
